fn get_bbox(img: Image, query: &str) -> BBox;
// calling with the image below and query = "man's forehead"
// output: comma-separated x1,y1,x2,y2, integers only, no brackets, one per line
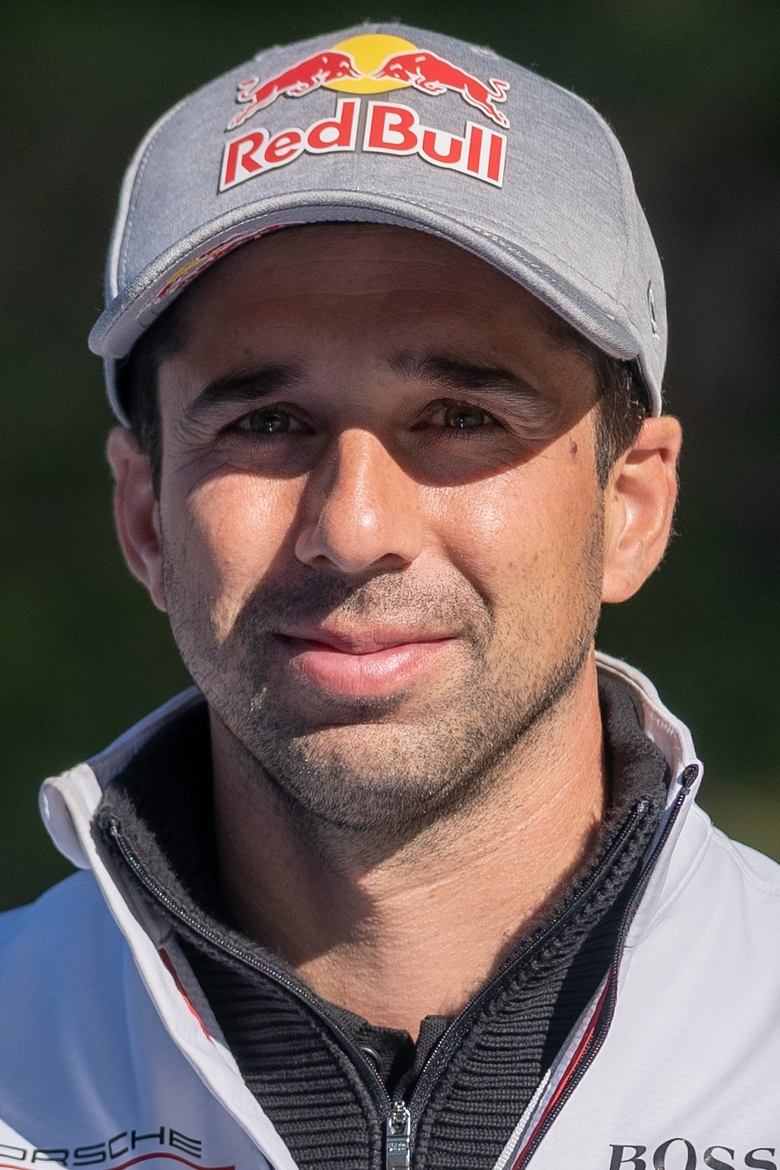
146,224,602,441
153,223,595,369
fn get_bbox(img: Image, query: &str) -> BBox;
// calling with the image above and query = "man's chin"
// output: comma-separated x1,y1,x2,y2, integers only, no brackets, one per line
258,715,439,777
236,714,501,843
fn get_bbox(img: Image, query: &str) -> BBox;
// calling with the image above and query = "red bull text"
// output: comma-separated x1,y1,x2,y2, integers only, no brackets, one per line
220,98,506,191
219,39,509,192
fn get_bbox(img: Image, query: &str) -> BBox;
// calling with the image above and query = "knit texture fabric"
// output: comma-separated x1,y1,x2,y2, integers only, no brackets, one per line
94,674,668,1170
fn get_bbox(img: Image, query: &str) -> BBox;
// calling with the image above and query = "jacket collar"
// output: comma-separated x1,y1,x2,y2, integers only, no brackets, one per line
39,653,703,943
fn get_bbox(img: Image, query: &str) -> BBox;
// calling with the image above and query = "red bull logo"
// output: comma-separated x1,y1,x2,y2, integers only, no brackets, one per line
370,50,509,128
219,33,509,192
227,51,362,130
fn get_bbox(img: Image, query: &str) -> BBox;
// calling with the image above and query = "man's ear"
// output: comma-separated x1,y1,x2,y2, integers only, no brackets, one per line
106,427,167,612
601,416,682,603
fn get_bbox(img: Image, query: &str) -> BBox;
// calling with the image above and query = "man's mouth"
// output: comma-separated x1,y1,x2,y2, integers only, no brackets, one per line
274,627,455,697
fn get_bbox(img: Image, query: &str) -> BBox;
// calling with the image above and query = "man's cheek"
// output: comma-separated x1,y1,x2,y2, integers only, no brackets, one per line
185,478,284,565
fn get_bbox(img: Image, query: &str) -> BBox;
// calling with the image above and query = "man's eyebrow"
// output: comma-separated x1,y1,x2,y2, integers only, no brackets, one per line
387,353,542,401
184,365,304,423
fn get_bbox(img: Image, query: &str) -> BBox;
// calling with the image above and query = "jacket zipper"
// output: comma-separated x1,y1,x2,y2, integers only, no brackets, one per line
396,795,651,1129
108,778,684,1169
107,817,404,1165
386,1101,413,1169
509,765,698,1169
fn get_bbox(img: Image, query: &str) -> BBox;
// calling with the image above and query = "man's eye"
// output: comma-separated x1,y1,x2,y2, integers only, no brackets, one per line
443,404,491,429
236,409,296,434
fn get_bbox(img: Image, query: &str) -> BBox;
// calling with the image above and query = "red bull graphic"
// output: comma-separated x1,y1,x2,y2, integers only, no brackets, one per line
221,98,360,189
220,33,510,191
221,99,505,191
371,50,509,128
363,102,505,185
227,51,361,130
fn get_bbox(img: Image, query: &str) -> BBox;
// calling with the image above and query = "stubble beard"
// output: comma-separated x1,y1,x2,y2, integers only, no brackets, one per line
162,512,605,850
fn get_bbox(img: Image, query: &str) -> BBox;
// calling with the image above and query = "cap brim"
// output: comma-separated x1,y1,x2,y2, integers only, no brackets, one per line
90,191,661,421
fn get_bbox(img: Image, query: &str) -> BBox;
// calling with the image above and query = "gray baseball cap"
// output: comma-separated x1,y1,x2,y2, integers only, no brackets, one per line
89,22,666,422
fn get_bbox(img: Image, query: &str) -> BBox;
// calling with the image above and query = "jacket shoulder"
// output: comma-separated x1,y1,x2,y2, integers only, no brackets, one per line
0,870,122,971
708,814,780,895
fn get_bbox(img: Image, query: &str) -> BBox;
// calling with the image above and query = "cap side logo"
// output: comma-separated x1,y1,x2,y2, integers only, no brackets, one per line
227,34,510,129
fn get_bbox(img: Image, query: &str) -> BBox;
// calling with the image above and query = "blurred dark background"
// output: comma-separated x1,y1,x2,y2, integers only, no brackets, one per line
2,0,778,910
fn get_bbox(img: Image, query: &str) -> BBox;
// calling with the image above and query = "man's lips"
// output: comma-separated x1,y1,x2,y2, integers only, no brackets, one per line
277,625,452,654
273,629,455,696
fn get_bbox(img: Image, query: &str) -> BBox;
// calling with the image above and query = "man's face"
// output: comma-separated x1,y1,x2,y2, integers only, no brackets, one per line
152,224,608,836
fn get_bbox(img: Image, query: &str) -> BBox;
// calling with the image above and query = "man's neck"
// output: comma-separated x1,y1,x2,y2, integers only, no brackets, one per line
212,656,606,1036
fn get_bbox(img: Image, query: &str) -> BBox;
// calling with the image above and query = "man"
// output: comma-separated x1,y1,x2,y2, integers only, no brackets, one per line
2,21,778,1170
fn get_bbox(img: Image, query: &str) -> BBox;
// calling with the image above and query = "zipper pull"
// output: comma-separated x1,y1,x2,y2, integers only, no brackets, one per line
386,1101,412,1169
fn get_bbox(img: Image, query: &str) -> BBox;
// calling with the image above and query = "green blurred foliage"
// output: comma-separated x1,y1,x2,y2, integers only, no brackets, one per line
2,0,778,909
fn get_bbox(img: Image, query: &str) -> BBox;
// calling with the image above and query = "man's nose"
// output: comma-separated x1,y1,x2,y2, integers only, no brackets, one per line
294,429,424,575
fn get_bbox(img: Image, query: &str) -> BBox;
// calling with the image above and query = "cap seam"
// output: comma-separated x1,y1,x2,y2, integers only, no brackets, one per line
600,114,639,334
120,133,165,289
108,99,187,297
463,217,636,327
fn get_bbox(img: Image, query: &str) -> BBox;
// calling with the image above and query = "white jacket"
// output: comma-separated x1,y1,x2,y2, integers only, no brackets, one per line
1,654,779,1170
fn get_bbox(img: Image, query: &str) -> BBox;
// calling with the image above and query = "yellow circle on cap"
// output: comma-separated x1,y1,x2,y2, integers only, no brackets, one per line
324,33,417,93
